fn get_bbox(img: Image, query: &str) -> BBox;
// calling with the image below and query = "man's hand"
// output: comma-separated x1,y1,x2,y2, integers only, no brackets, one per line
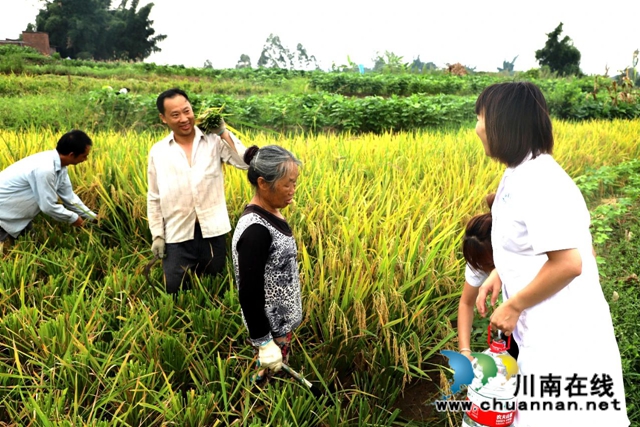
258,340,283,372
476,269,502,317
151,237,166,259
211,117,227,137
72,216,85,227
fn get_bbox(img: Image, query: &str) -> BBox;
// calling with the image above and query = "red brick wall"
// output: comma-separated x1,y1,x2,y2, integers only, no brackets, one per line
22,32,51,56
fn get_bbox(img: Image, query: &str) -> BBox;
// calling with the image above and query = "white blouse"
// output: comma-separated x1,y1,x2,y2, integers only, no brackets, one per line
491,154,628,426
464,264,489,288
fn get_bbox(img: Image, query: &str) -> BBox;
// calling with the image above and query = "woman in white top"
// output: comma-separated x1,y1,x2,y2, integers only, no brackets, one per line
457,194,519,361
474,82,629,426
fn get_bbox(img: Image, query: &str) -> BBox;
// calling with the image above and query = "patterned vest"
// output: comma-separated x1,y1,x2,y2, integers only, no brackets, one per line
232,209,302,345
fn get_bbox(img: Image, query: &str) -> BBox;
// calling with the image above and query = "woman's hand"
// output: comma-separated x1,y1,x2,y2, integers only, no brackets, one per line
476,269,502,317
489,299,522,336
258,340,283,372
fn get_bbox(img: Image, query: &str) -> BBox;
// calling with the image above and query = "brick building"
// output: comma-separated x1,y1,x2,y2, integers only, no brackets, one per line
0,32,55,56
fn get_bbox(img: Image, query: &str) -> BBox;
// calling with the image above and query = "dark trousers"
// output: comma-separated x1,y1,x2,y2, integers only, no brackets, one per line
0,225,11,255
0,223,32,254
0,222,32,242
163,223,227,294
0,226,11,243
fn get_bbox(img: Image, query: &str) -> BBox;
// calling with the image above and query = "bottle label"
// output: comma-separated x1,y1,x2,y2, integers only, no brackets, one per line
461,418,477,427
465,387,517,427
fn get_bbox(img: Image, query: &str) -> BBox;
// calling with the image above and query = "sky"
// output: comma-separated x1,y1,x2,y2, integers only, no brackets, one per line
2,0,639,76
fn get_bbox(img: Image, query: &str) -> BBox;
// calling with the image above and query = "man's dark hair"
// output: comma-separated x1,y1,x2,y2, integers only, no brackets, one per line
56,130,92,156
475,82,554,167
156,88,190,114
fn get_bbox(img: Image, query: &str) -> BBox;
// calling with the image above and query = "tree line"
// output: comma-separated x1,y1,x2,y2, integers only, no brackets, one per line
22,4,588,78
236,23,584,77
28,0,165,61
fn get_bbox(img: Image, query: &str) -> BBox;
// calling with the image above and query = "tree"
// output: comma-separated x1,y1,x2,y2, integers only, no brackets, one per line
498,55,518,75
372,54,386,72
293,43,318,70
409,56,425,73
33,0,165,61
108,0,166,61
257,34,318,70
424,62,437,71
535,23,581,76
257,34,293,69
34,0,110,59
372,51,407,73
235,54,251,69
409,56,437,73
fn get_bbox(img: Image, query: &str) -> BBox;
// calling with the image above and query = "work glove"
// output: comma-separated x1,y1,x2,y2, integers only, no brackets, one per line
258,339,283,372
211,117,226,136
151,236,165,259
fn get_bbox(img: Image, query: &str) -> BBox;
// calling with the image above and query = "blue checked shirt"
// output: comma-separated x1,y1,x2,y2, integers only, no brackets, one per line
0,150,96,237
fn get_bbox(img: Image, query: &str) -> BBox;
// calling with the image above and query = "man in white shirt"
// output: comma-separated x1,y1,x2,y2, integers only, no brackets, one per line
0,130,96,254
147,88,248,293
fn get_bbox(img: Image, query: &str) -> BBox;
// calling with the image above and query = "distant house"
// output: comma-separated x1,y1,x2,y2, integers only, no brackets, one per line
0,31,56,56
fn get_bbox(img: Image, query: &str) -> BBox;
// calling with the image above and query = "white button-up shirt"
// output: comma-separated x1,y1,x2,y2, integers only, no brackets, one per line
147,128,248,244
0,150,96,237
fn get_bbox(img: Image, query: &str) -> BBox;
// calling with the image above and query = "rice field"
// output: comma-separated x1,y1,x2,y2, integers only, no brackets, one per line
0,119,639,426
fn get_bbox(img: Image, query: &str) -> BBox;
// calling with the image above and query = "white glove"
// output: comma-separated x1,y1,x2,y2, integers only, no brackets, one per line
151,237,165,258
258,340,282,372
211,117,226,136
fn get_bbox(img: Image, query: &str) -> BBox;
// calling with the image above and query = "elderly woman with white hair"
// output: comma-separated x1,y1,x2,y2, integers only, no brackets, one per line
232,144,302,386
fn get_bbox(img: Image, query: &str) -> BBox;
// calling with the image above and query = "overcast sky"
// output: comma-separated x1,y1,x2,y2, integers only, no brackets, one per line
2,0,639,75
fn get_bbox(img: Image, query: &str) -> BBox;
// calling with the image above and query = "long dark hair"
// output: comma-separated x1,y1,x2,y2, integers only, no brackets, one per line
463,193,495,273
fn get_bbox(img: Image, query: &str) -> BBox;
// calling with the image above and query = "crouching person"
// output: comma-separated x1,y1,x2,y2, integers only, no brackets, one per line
0,129,96,254
231,144,302,385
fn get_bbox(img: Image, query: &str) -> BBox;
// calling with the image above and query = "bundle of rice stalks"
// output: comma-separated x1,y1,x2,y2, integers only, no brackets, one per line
196,106,226,133
196,105,248,140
